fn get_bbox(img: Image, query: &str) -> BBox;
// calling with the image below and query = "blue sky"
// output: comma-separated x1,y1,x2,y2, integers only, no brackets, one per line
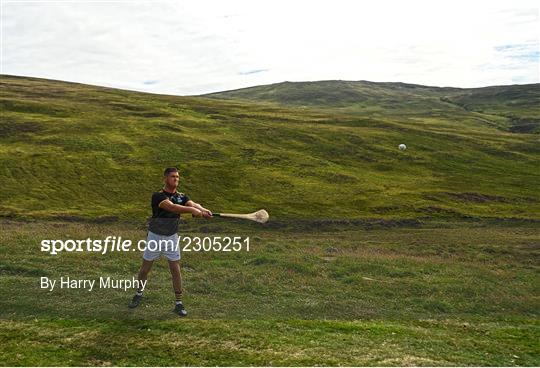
1,0,539,95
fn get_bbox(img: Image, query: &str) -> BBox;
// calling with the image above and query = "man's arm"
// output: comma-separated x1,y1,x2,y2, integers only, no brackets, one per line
159,199,203,217
186,200,212,218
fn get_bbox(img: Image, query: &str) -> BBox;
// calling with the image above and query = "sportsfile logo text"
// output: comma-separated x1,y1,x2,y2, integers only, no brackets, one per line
40,236,251,255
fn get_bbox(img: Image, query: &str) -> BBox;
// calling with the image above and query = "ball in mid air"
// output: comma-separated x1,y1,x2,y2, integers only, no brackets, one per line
398,143,407,151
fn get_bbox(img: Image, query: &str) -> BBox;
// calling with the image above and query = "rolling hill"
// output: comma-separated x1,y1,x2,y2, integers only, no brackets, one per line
0,75,539,223
201,80,540,132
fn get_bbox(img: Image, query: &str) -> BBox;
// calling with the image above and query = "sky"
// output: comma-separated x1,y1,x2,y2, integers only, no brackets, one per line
1,0,539,95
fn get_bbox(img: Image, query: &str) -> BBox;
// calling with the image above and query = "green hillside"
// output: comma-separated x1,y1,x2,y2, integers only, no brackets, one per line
0,75,539,222
202,80,540,132
201,80,463,109
443,84,540,133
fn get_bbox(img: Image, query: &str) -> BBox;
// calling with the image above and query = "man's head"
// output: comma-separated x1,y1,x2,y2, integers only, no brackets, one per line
163,167,180,189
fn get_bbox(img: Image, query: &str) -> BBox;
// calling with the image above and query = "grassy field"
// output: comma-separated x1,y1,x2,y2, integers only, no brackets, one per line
0,75,539,365
1,220,539,365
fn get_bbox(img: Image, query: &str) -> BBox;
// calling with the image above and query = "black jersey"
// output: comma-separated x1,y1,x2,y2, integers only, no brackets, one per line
147,189,190,235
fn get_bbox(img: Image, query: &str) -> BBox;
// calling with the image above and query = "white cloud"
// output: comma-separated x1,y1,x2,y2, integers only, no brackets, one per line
1,0,539,95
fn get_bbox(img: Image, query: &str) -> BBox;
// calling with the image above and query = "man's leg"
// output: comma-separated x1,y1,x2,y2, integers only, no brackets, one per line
138,259,154,289
168,260,187,316
168,260,183,301
128,259,154,308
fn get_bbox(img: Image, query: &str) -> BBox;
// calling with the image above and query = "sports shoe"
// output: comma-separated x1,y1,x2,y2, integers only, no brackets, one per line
128,294,143,308
174,302,188,317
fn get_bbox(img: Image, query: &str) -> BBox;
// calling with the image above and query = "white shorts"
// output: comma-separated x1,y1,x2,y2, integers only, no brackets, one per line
143,231,180,261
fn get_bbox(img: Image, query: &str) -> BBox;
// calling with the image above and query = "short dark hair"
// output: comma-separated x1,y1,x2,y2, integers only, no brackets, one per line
163,167,179,176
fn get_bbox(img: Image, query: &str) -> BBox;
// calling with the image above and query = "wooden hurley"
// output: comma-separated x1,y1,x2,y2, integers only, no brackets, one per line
213,209,269,223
